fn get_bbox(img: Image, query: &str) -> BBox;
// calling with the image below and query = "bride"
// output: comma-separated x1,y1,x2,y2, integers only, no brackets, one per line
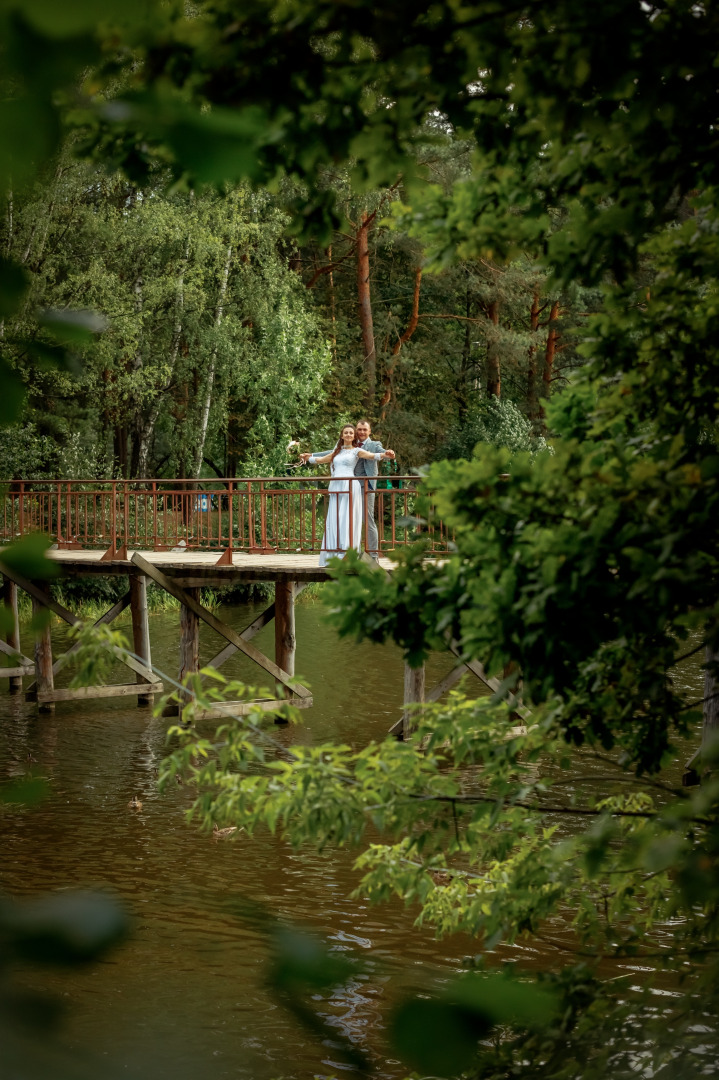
305,424,393,566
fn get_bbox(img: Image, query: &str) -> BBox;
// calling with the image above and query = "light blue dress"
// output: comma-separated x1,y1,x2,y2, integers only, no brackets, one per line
319,447,364,567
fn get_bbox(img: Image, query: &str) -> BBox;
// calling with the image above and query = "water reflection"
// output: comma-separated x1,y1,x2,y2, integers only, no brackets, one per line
0,600,707,1078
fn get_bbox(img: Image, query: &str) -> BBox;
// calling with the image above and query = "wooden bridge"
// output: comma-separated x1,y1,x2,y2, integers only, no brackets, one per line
0,476,511,735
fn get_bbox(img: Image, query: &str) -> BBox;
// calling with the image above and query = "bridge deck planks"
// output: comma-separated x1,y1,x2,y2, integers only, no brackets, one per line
46,549,395,582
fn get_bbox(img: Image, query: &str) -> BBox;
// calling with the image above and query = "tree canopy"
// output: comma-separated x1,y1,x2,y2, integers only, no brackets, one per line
3,2,719,1077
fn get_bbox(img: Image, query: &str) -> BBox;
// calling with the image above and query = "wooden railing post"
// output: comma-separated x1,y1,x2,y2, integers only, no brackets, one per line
123,483,130,548
111,480,117,547
260,480,267,549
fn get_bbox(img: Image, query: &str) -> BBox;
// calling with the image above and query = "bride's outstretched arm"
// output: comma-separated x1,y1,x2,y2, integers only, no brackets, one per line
306,451,334,464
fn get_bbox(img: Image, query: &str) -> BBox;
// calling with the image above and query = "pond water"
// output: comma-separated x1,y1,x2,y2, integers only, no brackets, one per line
0,596,706,1079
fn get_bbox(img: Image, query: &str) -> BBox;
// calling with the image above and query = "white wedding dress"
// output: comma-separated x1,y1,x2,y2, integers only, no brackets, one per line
319,447,364,567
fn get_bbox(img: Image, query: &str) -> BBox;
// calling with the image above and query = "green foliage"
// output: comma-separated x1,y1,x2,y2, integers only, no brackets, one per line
391,972,558,1077
58,620,130,687
1,167,331,479
4,3,719,1076
438,397,549,461
0,533,59,578
156,668,719,1077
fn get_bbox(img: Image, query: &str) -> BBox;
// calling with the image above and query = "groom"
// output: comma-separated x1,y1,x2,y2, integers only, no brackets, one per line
300,419,395,561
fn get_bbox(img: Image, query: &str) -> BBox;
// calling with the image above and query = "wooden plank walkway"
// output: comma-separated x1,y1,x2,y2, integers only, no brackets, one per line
47,548,396,583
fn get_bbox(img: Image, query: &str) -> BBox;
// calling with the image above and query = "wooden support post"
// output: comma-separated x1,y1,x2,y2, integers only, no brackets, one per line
274,581,296,723
402,661,425,741
33,584,54,715
179,586,200,717
2,577,22,693
130,571,153,707
275,582,296,678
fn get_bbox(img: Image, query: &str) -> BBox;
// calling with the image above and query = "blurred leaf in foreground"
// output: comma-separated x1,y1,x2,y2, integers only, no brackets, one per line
1,890,129,965
0,534,60,578
390,972,559,1076
0,777,50,807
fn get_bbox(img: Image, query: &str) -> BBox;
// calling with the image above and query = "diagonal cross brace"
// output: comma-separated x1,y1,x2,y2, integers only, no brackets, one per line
0,637,34,668
24,591,133,695
445,636,530,721
130,553,311,700
206,584,308,671
388,639,531,738
0,561,160,688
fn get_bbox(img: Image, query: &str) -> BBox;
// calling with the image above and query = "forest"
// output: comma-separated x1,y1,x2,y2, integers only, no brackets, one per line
1,124,576,479
2,2,719,1080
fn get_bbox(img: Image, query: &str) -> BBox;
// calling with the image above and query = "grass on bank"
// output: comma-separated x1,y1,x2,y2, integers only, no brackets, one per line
12,577,329,626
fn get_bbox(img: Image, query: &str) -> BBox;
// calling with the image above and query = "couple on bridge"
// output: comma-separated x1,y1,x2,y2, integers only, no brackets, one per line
299,419,395,566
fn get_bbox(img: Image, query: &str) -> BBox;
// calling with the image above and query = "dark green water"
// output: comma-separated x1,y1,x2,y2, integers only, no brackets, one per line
0,599,706,1079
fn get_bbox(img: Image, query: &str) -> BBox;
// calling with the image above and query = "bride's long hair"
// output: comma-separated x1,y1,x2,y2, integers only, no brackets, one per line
329,424,360,464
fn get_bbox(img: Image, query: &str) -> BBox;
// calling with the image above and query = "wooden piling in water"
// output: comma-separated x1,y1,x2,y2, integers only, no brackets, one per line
402,662,425,740
179,586,200,717
2,578,22,693
274,581,296,722
33,584,54,714
274,582,296,678
130,571,153,707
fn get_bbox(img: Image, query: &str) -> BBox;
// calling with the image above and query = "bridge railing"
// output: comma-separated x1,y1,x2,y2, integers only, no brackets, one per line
0,476,452,557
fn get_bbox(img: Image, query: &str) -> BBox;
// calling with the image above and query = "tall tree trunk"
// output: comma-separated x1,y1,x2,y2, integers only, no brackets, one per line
527,289,541,422
193,243,232,479
327,243,337,365
28,162,63,271
485,300,501,398
114,424,128,476
457,274,472,425
540,300,560,421
136,236,190,479
381,266,422,419
101,367,112,472
0,187,12,339
357,212,377,412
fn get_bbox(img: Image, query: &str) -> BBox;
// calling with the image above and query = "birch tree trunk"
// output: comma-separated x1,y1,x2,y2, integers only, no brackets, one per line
129,273,145,477
136,236,190,479
193,243,232,479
